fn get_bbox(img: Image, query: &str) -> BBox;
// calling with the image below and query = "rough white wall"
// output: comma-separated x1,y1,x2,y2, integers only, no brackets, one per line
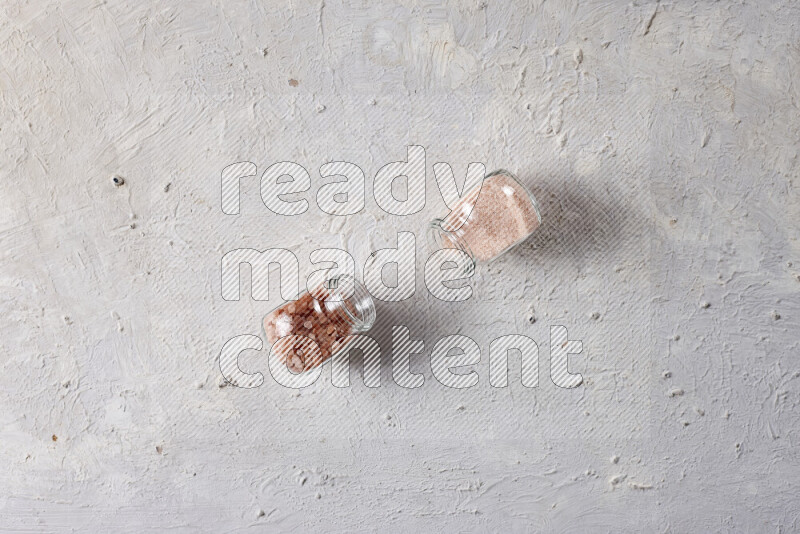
1,0,798,531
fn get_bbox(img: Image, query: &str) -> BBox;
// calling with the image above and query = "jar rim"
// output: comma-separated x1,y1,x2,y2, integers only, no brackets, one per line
427,219,478,275
323,274,376,332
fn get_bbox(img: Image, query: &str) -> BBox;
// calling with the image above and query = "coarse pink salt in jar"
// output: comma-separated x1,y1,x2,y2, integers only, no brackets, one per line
263,274,376,373
428,169,542,267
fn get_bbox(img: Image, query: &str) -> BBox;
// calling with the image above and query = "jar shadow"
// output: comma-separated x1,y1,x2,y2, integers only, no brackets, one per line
517,177,641,268
331,175,644,389
333,296,471,390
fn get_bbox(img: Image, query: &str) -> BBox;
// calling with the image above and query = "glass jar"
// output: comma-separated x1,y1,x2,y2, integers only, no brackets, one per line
427,169,542,268
263,274,376,373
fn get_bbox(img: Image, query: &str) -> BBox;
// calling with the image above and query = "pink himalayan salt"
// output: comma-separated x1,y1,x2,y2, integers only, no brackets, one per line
263,286,355,373
440,172,540,262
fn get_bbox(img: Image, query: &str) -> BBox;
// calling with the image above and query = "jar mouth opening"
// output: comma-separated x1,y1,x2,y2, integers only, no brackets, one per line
427,219,478,274
322,274,376,332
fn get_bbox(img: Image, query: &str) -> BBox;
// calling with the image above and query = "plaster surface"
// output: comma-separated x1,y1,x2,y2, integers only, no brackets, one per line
0,0,798,531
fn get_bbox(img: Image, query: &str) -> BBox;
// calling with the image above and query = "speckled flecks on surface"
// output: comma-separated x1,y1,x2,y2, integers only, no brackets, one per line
0,1,799,532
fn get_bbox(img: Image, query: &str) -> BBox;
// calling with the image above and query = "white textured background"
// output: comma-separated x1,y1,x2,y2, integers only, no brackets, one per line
1,1,799,532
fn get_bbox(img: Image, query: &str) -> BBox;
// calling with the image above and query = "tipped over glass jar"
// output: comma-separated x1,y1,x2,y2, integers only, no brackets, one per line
427,169,542,267
263,274,376,373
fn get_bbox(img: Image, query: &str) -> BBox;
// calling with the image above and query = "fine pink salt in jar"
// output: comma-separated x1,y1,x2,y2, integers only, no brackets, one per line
428,169,542,267
263,274,376,373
